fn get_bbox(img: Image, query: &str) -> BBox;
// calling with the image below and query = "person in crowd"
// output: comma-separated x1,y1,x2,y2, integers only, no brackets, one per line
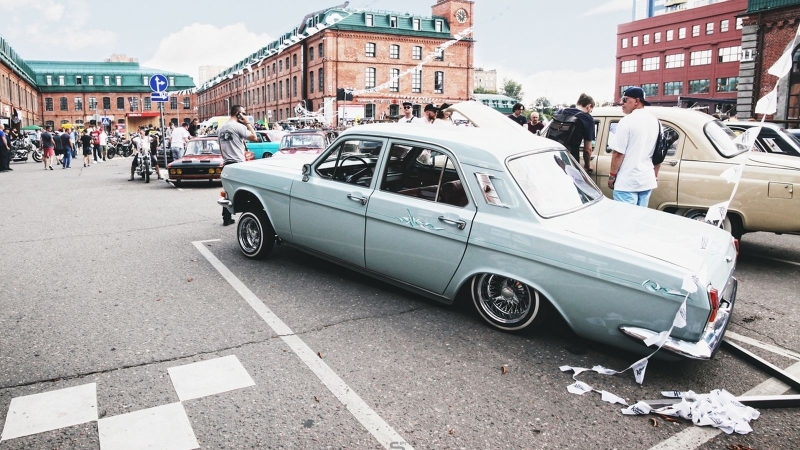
61,128,73,169
218,105,259,226
527,112,544,135
80,130,93,168
188,118,199,137
39,126,55,171
88,126,101,163
399,102,417,123
608,87,660,207
170,122,191,162
423,104,438,124
70,128,79,158
0,124,10,172
552,93,596,173
99,128,108,161
508,103,527,126
52,128,64,169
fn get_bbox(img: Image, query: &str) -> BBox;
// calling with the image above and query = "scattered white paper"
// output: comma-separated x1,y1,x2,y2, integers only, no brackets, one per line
755,86,778,115
591,365,619,376
621,401,652,416
652,389,760,435
630,358,649,385
600,391,628,406
567,381,593,396
661,390,685,398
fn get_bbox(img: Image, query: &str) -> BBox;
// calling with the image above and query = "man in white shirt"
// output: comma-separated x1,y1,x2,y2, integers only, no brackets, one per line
99,128,108,161
608,87,660,207
398,102,417,123
170,122,191,161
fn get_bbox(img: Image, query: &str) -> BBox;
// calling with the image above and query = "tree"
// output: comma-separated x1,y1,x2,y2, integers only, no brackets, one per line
502,78,524,101
474,86,498,95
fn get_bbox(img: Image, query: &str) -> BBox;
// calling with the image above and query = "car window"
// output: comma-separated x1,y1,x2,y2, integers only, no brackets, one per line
315,139,383,187
662,123,681,157
606,121,619,153
577,120,600,151
705,120,746,158
281,133,326,149
185,140,220,155
379,143,468,207
507,150,602,218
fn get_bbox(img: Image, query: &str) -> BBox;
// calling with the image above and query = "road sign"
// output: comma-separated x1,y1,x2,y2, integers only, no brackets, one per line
101,117,111,126
151,91,169,102
149,74,168,92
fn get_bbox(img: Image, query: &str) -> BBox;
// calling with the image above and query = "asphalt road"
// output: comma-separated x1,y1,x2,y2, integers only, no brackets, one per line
0,156,798,449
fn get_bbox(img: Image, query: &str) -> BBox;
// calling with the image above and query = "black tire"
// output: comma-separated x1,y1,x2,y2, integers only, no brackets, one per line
32,149,42,163
173,179,182,187
684,209,744,240
262,152,272,159
237,210,275,259
471,273,548,332
144,167,150,183
107,148,116,159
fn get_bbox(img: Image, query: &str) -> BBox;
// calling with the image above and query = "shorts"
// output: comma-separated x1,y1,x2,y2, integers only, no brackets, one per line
43,147,54,158
83,147,93,156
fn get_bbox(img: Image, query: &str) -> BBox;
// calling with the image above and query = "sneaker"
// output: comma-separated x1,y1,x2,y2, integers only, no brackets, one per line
49,166,53,170
222,219,235,226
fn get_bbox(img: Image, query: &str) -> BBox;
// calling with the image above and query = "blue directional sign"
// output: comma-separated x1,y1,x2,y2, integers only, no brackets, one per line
101,117,111,126
149,74,168,92
151,91,169,102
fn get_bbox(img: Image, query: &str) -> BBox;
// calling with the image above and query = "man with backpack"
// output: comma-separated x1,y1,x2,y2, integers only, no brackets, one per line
607,87,660,207
545,94,596,173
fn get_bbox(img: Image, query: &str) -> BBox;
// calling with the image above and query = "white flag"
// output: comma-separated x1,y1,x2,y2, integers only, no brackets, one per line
600,391,629,406
673,298,688,329
567,381,593,395
755,86,778,115
682,275,698,293
768,49,794,78
720,164,744,184
644,330,670,347
704,201,730,225
630,357,649,384
732,126,761,152
621,401,653,415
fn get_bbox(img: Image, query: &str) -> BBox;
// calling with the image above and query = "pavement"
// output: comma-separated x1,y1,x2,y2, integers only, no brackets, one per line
0,156,798,449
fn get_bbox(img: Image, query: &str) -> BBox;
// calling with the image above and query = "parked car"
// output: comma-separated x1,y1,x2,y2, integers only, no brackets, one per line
275,129,331,156
574,107,800,239
247,130,285,159
218,101,738,361
727,122,800,157
166,135,253,186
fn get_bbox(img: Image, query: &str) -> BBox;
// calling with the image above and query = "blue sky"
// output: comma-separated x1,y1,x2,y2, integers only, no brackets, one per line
0,0,632,104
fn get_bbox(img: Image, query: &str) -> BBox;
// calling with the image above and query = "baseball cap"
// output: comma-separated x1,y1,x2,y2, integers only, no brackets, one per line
622,87,651,106
402,101,413,107
424,103,437,112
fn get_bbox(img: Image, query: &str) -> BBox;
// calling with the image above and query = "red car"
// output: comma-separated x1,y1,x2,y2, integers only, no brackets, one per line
166,135,254,186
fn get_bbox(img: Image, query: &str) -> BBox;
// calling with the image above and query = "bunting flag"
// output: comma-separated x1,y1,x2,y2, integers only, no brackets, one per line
720,164,745,184
767,22,800,78
703,201,730,226
755,86,778,115
732,126,762,151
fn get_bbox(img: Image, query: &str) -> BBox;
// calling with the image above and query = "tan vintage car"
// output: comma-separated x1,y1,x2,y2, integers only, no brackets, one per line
574,107,800,239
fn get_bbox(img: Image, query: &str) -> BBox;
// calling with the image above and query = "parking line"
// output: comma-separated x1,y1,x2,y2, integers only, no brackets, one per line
192,240,412,450
648,359,800,450
744,253,800,267
725,331,800,361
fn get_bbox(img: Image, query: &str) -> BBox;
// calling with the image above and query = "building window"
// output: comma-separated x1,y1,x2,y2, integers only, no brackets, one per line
643,34,650,45
318,43,323,58
365,104,375,118
365,42,376,57
706,22,714,34
183,97,190,109
389,104,399,117
435,20,442,32
665,53,685,68
143,97,151,111
434,71,444,94
169,76,174,86
413,46,422,60
46,75,52,85
74,97,83,111
717,77,739,92
666,30,674,41
718,46,741,63
88,97,97,110
390,44,399,59
654,32,661,43
642,83,658,97
279,60,283,72
690,50,712,65
310,72,314,93
390,16,397,28
170,97,177,110
365,68,376,89
279,80,283,99
365,14,373,27
45,97,54,111
621,38,628,48
664,81,683,96
117,97,125,110
621,60,637,73
435,48,444,61
115,75,121,86
46,120,54,129
689,79,710,94
59,75,65,86
143,76,148,86
390,68,400,92
413,18,421,30
87,75,94,86
309,47,314,61
632,36,638,47
678,27,686,39
293,76,297,97
58,97,68,111
104,76,110,86
642,56,660,71
319,68,324,91
293,54,297,67
412,69,422,93
103,97,111,110
692,25,700,37
76,76,82,85
721,19,729,32
736,18,743,29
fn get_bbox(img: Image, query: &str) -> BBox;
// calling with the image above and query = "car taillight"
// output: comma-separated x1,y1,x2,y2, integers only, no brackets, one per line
707,286,720,323
220,190,227,199
733,238,740,254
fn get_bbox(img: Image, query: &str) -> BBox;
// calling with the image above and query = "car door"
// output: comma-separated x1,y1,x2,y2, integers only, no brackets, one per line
365,142,476,294
290,137,386,267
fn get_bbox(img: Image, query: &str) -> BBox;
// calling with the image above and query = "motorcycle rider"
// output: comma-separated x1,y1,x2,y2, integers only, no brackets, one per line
129,128,162,180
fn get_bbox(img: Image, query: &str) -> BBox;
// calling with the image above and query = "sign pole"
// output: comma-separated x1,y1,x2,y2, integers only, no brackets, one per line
159,101,166,179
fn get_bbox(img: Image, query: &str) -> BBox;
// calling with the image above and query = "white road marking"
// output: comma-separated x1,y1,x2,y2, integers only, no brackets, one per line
1,383,97,441
98,403,198,450
744,253,800,267
725,331,800,361
168,355,255,402
192,240,412,450
648,359,800,450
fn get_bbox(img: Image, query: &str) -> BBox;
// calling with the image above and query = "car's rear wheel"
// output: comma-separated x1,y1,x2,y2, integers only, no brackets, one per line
237,210,275,259
471,274,547,331
262,152,272,159
684,209,743,240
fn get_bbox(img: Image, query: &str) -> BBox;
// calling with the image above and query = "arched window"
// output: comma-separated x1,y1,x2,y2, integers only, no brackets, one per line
787,46,800,119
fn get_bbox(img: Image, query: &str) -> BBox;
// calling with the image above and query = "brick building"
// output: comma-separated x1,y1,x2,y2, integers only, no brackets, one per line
616,0,747,115
737,0,800,121
0,37,39,129
197,0,475,124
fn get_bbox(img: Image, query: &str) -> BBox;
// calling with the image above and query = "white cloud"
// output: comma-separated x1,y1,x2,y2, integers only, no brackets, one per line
0,0,65,21
581,0,631,17
496,67,617,106
11,23,117,52
143,23,272,85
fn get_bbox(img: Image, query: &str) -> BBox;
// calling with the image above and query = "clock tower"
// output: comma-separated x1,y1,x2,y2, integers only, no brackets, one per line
431,0,474,37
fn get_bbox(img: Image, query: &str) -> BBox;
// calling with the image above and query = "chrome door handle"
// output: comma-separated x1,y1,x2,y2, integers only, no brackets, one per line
438,216,467,230
665,160,678,166
347,193,367,205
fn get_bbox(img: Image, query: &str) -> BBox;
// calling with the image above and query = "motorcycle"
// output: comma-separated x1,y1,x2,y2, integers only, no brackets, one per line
134,146,154,183
106,136,133,159
9,137,43,163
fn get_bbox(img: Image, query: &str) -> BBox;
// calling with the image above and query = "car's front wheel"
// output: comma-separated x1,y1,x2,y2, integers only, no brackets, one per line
471,274,547,331
237,210,275,259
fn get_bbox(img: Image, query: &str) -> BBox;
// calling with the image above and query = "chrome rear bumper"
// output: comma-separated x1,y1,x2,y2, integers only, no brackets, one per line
620,277,737,360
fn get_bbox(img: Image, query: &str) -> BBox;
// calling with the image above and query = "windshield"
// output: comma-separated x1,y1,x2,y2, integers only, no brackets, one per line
281,133,325,149
705,120,746,157
507,150,603,218
185,139,220,155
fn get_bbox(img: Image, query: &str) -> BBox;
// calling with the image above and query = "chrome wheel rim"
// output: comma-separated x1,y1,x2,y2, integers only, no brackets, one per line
239,215,262,254
476,274,536,324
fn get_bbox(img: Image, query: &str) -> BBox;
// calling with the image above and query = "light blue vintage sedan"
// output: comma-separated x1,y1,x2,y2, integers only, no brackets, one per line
218,102,738,360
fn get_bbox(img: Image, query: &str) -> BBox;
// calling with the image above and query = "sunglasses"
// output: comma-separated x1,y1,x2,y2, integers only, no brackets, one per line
621,97,636,104
403,106,411,109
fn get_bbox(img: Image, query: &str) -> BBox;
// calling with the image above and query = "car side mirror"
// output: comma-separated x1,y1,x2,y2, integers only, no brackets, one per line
302,163,311,182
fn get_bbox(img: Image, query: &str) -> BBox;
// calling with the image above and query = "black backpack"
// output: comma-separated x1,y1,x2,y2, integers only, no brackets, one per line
652,121,678,166
545,110,584,152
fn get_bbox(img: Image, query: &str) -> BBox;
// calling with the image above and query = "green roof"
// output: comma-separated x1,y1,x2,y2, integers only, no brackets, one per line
473,93,519,113
747,0,800,12
0,37,37,85
25,60,195,93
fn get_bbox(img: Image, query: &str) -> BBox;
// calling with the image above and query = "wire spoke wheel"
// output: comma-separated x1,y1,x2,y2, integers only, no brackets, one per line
237,210,275,259
472,273,544,331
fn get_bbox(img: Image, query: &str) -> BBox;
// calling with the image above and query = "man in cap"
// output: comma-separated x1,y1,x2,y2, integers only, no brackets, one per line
608,86,660,207
423,104,438,124
508,103,527,126
399,102,418,123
